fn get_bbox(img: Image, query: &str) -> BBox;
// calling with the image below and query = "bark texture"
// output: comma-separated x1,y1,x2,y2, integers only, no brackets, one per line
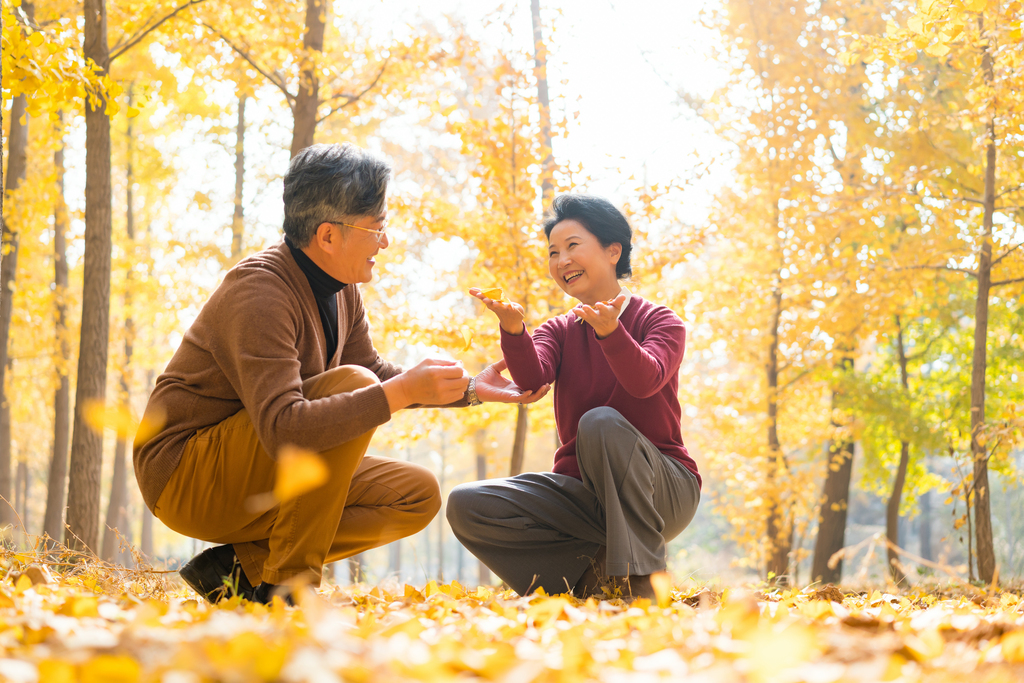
290,0,326,158
810,358,856,585
66,0,113,553
0,92,30,528
886,319,911,585
44,126,71,542
765,283,791,583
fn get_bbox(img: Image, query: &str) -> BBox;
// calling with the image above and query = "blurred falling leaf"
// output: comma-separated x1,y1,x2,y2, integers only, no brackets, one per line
461,327,473,352
650,571,672,608
274,446,329,502
83,400,164,443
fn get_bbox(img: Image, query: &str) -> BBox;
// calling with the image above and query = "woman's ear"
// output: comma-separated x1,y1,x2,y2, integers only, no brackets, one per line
607,242,622,265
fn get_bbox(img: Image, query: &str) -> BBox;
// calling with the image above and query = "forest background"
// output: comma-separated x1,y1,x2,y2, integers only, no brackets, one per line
2,0,1023,594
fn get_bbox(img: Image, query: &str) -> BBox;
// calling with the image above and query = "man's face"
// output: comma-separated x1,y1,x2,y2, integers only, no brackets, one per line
324,211,389,284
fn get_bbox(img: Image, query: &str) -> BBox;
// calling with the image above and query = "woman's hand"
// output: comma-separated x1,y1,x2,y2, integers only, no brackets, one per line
469,288,525,336
474,359,551,404
573,293,627,339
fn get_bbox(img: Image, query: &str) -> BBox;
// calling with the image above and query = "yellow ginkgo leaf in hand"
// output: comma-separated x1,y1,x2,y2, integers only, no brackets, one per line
274,446,329,502
461,327,473,352
479,288,503,300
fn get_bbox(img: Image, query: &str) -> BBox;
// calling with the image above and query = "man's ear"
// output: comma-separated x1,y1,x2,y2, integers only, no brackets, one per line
315,222,335,250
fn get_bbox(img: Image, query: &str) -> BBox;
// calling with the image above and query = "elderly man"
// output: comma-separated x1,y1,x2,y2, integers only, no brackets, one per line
134,143,545,604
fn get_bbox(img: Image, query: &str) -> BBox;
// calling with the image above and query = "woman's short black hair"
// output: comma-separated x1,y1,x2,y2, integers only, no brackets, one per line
542,194,632,279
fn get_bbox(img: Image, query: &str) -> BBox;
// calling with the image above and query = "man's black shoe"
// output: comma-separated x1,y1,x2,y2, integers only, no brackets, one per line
179,544,255,603
251,582,296,606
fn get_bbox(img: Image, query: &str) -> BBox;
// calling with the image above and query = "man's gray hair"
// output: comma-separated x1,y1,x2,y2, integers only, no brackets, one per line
282,143,391,247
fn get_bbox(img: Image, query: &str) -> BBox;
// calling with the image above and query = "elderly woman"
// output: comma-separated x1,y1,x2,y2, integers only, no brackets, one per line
447,194,701,599
135,143,545,605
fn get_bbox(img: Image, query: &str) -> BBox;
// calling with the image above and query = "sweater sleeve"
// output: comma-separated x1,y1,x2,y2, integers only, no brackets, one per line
212,272,392,459
500,318,563,390
596,308,686,399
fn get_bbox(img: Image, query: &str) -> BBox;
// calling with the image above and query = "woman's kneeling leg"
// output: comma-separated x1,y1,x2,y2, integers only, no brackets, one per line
447,473,606,596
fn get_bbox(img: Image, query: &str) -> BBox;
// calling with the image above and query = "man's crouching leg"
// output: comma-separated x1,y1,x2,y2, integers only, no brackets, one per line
162,365,385,603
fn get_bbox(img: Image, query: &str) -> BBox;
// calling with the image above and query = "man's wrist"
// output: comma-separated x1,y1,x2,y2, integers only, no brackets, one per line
466,376,483,406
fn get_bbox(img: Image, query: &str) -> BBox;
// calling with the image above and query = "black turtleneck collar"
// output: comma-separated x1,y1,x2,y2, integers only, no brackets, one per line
285,236,347,298
285,236,347,361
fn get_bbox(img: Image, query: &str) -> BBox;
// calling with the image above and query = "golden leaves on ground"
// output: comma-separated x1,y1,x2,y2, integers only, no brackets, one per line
3,554,1024,683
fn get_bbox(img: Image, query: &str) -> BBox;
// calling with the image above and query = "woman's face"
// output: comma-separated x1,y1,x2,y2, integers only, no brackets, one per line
547,219,622,304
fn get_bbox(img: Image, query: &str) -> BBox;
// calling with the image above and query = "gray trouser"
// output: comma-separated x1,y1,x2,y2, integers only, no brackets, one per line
447,406,700,595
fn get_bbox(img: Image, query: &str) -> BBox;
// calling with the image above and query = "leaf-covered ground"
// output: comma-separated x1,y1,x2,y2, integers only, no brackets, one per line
0,555,1022,683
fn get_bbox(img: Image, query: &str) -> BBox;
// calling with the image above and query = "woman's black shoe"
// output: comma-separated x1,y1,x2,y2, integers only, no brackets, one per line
179,544,255,603
251,582,296,606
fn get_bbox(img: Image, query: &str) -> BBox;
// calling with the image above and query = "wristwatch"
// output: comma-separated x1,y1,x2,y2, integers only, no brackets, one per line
466,376,483,406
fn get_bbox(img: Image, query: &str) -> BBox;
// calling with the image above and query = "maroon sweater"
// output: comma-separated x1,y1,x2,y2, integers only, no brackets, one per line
500,295,700,487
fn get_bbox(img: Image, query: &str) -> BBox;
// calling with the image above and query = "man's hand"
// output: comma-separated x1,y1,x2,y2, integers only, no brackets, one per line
383,358,469,412
469,288,526,336
573,294,627,339
474,359,550,404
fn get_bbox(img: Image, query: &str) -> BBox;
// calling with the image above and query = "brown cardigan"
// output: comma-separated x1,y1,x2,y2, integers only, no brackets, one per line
133,242,402,511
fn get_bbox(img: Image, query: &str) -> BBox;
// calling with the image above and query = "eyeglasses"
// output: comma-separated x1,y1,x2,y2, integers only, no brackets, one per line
327,220,387,245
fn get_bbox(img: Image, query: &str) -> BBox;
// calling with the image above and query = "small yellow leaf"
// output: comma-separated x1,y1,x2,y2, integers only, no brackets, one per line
461,327,473,352
273,446,329,502
1002,630,1024,662
27,32,44,47
81,655,140,683
83,400,136,438
965,0,987,10
907,15,925,33
127,106,141,118
479,287,503,300
924,42,951,57
37,660,75,683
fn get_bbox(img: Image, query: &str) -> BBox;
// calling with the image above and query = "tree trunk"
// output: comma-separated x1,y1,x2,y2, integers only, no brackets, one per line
529,0,554,206
475,430,490,586
919,489,932,562
810,358,855,585
290,0,326,158
389,540,401,578
14,460,27,530
231,94,246,261
348,554,362,584
509,405,529,476
765,284,790,582
44,122,71,543
140,506,154,559
970,24,997,585
886,317,910,585
0,88,31,528
67,0,113,553
102,89,136,563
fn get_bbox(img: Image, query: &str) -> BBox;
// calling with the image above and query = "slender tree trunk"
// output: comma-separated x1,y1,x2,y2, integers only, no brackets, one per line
348,555,362,584
530,0,554,205
810,358,855,585
102,89,137,563
971,25,997,585
44,123,71,543
67,0,112,553
140,506,154,558
14,460,26,530
290,0,326,158
0,87,31,527
437,434,446,582
886,317,910,585
509,405,529,476
765,283,790,582
231,94,246,261
475,430,490,586
919,489,932,563
389,540,401,578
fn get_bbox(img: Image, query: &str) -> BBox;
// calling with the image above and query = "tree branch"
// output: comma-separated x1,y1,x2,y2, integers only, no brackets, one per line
894,264,977,278
992,241,1024,267
991,276,1024,288
110,0,208,61
199,22,294,106
315,58,390,124
996,183,1024,199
